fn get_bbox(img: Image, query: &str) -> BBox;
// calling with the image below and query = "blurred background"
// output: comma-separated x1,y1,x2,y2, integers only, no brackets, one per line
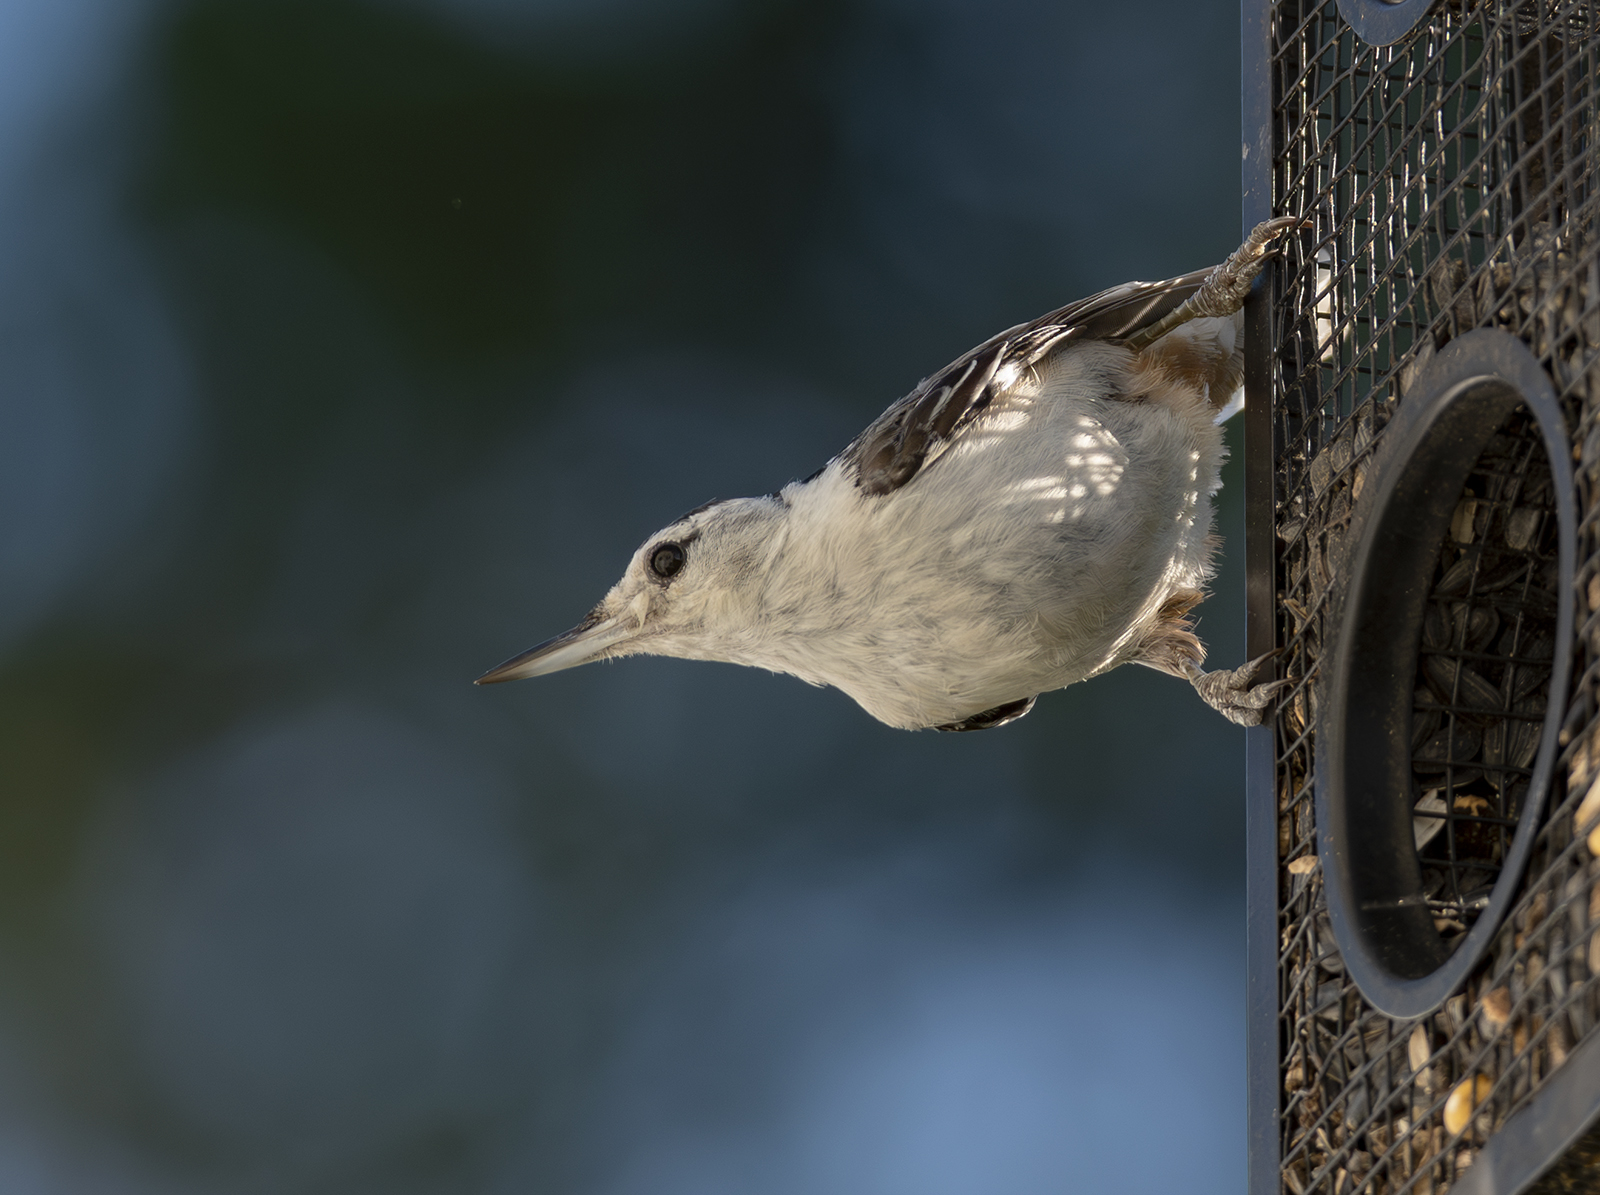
0,0,1250,1191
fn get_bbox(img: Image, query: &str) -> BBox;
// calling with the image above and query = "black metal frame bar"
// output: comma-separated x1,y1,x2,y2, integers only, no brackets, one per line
1243,2,1281,1192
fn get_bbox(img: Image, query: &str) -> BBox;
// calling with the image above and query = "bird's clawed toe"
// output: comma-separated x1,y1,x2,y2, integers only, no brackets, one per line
1198,218,1308,313
1189,650,1290,727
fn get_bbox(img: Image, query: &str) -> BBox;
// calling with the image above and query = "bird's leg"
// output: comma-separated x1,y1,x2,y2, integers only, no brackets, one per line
1122,216,1306,353
1185,650,1290,728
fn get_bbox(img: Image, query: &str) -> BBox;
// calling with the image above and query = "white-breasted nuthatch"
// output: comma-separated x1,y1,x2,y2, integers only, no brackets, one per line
477,218,1299,730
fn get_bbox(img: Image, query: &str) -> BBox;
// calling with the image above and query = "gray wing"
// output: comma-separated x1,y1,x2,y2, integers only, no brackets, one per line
843,266,1211,497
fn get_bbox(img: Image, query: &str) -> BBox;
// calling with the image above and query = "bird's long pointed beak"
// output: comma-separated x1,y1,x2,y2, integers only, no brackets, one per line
475,614,633,684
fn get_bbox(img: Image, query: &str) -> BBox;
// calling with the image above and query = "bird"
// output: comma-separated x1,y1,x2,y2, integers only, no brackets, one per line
476,218,1300,730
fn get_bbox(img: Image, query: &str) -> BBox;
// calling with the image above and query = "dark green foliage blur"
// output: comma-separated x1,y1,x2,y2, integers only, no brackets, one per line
149,0,838,366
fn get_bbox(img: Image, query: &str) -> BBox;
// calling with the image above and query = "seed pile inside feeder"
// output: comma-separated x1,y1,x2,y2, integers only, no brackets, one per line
1410,406,1561,947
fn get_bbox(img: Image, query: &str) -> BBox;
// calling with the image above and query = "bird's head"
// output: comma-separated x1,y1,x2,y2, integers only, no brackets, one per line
476,494,789,684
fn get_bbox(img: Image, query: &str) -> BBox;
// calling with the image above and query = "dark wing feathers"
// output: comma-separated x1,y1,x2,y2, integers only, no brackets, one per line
845,266,1211,497
854,340,1006,494
933,694,1037,732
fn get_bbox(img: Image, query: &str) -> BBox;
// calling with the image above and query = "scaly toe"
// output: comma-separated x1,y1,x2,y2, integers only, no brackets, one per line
1235,678,1292,708
1231,648,1285,687
1191,659,1289,727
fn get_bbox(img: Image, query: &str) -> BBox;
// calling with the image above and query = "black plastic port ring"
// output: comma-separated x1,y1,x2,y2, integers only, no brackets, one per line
1315,329,1575,1020
1335,0,1438,46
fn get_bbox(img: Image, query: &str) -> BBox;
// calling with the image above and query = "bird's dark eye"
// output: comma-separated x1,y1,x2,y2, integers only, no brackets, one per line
649,542,687,579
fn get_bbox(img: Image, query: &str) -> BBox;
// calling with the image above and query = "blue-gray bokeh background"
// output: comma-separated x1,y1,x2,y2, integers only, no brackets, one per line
0,1,1250,1190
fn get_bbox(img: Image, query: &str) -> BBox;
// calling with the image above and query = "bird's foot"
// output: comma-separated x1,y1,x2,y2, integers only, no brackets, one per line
1122,216,1307,352
1188,650,1289,727
1188,216,1308,318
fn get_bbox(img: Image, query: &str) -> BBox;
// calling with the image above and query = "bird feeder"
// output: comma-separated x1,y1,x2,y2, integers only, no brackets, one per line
1244,1,1600,1192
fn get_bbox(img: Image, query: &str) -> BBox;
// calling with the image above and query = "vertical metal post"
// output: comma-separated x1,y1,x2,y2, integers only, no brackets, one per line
1241,2,1279,1194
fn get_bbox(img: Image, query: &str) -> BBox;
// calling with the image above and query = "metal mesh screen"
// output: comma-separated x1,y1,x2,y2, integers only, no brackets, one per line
1265,1,1600,1192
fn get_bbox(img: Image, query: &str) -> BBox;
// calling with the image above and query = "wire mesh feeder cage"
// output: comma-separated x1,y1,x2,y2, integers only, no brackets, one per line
1242,2,1600,1194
